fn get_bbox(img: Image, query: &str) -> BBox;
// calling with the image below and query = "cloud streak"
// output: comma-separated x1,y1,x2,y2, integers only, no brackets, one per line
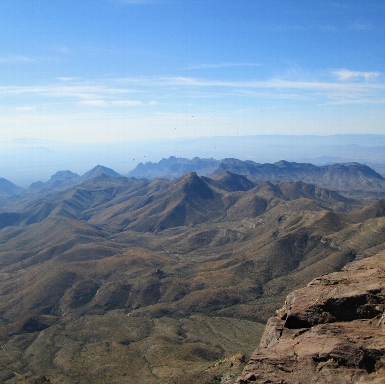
78,99,150,107
0,55,40,64
0,84,132,100
183,62,261,70
333,69,380,81
1,70,384,109
115,75,385,105
15,106,35,111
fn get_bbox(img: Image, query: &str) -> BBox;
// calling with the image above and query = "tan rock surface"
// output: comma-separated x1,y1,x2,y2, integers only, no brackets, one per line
236,251,385,383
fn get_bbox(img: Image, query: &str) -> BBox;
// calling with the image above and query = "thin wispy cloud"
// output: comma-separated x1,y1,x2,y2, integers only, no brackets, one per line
56,77,82,82
51,46,71,55
117,75,384,90
333,69,380,81
112,100,142,106
79,99,147,107
259,24,340,33
15,106,35,111
134,75,385,105
349,21,373,31
0,55,39,64
2,72,384,109
183,62,261,70
0,84,132,100
78,100,109,107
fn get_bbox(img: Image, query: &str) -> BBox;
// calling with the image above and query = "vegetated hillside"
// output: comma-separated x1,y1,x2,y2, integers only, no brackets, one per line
0,171,385,383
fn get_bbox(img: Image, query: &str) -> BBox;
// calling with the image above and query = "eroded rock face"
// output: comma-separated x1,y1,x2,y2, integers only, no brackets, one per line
236,251,385,384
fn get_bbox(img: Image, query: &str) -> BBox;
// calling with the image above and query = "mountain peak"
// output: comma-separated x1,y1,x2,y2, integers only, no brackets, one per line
80,165,121,181
178,172,214,200
49,170,79,182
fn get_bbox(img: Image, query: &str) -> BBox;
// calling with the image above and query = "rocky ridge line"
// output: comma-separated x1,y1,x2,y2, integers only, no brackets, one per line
236,251,385,383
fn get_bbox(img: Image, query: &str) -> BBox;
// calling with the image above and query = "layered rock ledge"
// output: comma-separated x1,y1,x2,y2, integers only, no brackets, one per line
236,251,385,383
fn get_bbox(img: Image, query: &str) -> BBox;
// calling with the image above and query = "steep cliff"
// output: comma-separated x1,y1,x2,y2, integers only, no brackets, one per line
236,251,385,383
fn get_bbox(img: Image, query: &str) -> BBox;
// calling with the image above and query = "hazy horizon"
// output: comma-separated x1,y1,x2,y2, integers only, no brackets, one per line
2,134,385,187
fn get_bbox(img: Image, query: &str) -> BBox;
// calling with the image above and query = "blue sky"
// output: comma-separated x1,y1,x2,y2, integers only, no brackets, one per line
1,0,384,142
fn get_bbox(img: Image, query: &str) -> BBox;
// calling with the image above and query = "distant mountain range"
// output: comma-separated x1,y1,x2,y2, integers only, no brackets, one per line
129,157,385,195
2,158,385,203
127,156,220,179
3,135,385,187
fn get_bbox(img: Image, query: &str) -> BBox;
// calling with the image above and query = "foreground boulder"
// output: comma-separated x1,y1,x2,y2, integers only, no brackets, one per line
236,251,385,383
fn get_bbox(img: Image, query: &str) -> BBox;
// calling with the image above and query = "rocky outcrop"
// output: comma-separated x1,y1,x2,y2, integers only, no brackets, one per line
236,251,385,383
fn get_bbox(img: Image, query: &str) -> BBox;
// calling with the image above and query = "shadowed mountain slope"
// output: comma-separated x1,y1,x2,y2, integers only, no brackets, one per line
347,198,385,223
202,171,255,192
0,178,23,198
0,176,167,229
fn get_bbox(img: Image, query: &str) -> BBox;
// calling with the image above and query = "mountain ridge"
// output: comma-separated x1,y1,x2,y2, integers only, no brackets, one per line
0,171,359,234
127,157,385,198
2,158,384,202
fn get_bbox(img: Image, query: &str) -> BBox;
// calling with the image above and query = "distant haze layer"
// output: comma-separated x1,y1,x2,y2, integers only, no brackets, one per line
2,135,385,186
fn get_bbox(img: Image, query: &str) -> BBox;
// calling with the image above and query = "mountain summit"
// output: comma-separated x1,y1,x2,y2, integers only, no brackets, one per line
79,165,122,181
